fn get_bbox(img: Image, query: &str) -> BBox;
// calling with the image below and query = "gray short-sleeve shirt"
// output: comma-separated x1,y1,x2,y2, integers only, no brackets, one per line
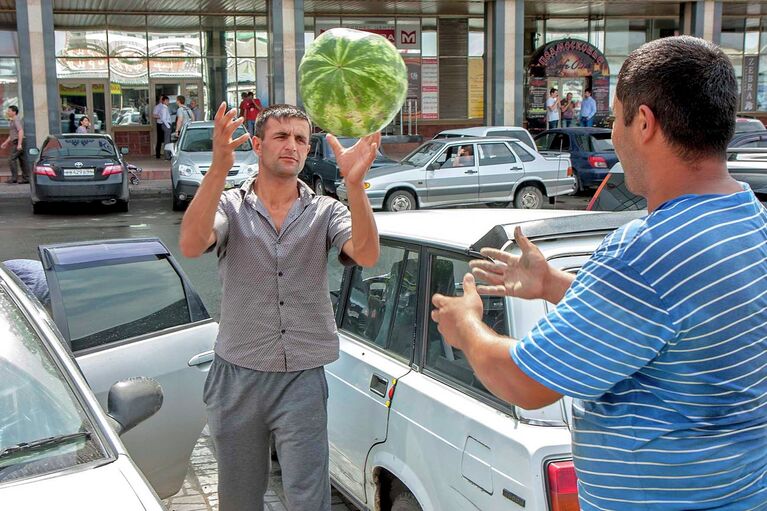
211,177,354,372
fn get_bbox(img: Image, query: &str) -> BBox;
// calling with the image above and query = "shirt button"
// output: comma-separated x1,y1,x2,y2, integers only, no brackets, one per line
281,329,286,334
278,271,283,277
279,301,284,306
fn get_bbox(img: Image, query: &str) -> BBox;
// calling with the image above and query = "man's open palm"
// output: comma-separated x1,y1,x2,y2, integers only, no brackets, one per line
327,132,382,187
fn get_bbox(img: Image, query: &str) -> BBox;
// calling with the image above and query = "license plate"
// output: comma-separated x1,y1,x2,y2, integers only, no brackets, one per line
63,168,95,177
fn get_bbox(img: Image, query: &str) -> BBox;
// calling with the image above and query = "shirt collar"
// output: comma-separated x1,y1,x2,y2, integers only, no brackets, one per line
239,175,316,206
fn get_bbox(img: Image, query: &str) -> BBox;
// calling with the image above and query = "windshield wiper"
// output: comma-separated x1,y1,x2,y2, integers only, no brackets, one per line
0,432,91,460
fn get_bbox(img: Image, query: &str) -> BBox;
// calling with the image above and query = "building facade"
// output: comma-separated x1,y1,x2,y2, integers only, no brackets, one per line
4,1,767,155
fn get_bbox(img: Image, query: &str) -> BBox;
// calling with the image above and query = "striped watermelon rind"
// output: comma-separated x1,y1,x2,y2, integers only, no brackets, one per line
298,28,409,137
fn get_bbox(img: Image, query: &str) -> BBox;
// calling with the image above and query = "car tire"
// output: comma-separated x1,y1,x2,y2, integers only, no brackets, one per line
573,171,587,195
314,177,325,196
31,202,46,215
391,490,422,511
513,185,544,209
172,195,186,211
385,190,417,212
115,199,130,213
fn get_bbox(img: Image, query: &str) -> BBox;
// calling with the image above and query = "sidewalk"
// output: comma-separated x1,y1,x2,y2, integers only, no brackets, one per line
0,178,173,199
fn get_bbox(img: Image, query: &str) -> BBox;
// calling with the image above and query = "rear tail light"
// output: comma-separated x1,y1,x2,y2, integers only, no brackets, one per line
103,164,123,176
34,165,55,177
547,460,580,511
588,155,608,168
566,166,574,177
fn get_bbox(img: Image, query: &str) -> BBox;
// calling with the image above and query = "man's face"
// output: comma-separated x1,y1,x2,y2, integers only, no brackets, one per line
585,91,592,98
253,117,311,178
612,97,646,195
5,108,12,118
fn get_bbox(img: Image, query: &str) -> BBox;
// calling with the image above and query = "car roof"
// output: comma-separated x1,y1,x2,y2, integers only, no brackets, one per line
536,127,612,135
427,136,523,144
375,209,642,250
438,126,528,135
39,238,170,268
57,133,113,139
186,121,215,128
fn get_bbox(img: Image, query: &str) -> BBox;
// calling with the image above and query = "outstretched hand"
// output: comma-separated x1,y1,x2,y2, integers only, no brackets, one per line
327,132,382,187
468,227,551,301
431,273,485,351
211,102,250,173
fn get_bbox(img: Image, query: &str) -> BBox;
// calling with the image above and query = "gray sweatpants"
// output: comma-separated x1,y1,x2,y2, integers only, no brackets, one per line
203,355,330,511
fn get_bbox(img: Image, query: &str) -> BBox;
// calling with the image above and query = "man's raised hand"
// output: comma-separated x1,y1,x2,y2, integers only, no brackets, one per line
212,102,250,173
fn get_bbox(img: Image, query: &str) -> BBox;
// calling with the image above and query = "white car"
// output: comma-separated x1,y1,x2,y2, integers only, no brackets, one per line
433,126,537,151
325,208,643,510
0,264,165,509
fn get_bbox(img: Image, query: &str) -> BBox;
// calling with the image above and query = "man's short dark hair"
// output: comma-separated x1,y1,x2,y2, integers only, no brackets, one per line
177,95,186,105
550,88,557,94
8,105,18,114
255,104,311,139
241,92,248,98
616,36,737,161
161,95,169,102
584,88,592,94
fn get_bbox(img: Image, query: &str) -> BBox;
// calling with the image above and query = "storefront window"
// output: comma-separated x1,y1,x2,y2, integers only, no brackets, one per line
605,19,647,56
54,15,107,58
0,30,18,56
0,57,19,124
721,17,745,55
149,17,201,58
56,57,109,79
545,18,588,43
745,18,760,55
236,16,256,57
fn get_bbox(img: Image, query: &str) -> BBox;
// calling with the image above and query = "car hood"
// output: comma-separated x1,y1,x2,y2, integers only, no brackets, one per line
365,163,419,181
179,151,258,166
0,456,164,510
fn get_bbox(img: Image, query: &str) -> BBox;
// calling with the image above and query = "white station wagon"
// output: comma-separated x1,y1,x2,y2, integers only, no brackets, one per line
325,208,642,511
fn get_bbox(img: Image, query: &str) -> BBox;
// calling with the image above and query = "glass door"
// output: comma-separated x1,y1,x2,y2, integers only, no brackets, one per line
59,81,111,134
150,81,203,149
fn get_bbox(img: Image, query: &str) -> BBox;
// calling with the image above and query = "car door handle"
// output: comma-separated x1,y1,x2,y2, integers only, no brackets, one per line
510,166,523,170
188,350,215,367
464,169,478,174
369,373,388,398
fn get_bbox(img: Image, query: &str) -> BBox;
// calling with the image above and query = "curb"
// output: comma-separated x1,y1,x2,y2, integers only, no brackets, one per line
0,184,173,200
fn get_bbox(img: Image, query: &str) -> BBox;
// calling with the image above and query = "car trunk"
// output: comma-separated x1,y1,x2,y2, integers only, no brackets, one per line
41,156,121,181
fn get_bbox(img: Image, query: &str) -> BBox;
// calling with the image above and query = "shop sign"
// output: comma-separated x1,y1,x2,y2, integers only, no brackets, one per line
532,39,609,78
316,21,420,49
526,77,548,122
468,57,484,119
742,55,759,112
421,57,439,119
404,57,421,101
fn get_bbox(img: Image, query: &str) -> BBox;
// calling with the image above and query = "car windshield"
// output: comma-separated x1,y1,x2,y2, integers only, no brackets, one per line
577,133,614,152
589,172,647,211
0,286,106,483
181,127,252,152
401,142,444,166
735,119,765,133
42,137,116,158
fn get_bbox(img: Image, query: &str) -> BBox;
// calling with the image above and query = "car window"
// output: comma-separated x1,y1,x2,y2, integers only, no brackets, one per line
509,141,536,162
55,257,193,352
435,145,475,168
402,142,444,166
340,245,419,362
181,127,251,152
733,139,767,149
0,286,107,483
310,137,322,158
577,134,614,152
551,134,570,151
328,247,344,314
589,172,647,211
41,137,116,158
535,133,554,151
478,143,517,165
425,254,508,398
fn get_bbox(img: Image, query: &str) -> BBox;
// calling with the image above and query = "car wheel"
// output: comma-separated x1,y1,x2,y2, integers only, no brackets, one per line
314,177,325,196
172,195,186,211
391,490,422,511
488,201,510,208
385,190,417,212
514,185,544,209
115,199,129,213
31,202,46,215
573,171,587,195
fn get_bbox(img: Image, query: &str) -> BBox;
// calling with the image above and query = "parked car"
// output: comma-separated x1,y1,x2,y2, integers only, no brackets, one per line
325,208,644,511
169,120,259,210
29,134,131,214
588,158,767,212
734,116,765,134
729,130,767,148
534,127,618,194
432,126,536,152
335,137,574,211
299,133,398,196
4,238,217,499
0,263,166,509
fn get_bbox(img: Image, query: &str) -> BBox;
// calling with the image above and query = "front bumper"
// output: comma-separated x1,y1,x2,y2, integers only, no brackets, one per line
578,168,610,188
33,175,127,202
335,185,386,210
175,176,247,200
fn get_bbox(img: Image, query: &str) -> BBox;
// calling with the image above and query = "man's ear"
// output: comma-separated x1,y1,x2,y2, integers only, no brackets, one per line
636,105,658,145
252,136,262,158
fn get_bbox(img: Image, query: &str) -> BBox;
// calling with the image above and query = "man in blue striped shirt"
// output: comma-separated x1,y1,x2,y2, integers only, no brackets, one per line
432,36,767,510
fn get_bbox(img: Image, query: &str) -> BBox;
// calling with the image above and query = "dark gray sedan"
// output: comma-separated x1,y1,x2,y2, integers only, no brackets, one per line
29,134,130,214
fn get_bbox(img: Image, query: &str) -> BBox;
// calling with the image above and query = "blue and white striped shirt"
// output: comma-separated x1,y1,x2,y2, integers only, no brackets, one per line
512,186,767,510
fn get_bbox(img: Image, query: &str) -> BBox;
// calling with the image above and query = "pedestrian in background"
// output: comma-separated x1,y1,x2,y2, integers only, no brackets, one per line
432,36,767,511
175,95,194,139
579,88,597,127
155,96,172,159
545,88,560,129
560,92,575,127
76,115,91,133
2,106,27,184
179,103,380,511
238,92,253,135
246,91,262,136
190,99,201,122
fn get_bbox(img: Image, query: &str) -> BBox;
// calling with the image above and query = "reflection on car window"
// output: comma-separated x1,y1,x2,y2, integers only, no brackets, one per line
590,172,647,211
340,245,419,361
425,255,508,398
577,134,614,152
56,257,193,352
327,247,344,314
509,141,536,162
0,286,105,483
478,143,516,166
402,142,443,166
42,137,116,158
181,127,252,152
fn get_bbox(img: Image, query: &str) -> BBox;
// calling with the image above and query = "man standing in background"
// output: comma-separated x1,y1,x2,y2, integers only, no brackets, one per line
579,88,597,127
1,106,27,184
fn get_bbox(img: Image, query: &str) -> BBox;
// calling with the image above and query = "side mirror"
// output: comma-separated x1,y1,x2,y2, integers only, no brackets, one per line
28,148,39,156
120,147,129,155
107,377,163,435
427,162,440,171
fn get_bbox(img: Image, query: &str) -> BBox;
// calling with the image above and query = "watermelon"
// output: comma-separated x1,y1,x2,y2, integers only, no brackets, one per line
298,28,409,137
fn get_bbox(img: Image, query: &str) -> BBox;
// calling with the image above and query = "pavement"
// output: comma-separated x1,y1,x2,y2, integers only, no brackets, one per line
163,426,357,511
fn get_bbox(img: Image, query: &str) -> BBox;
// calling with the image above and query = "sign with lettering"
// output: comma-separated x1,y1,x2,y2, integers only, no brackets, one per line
742,55,759,112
